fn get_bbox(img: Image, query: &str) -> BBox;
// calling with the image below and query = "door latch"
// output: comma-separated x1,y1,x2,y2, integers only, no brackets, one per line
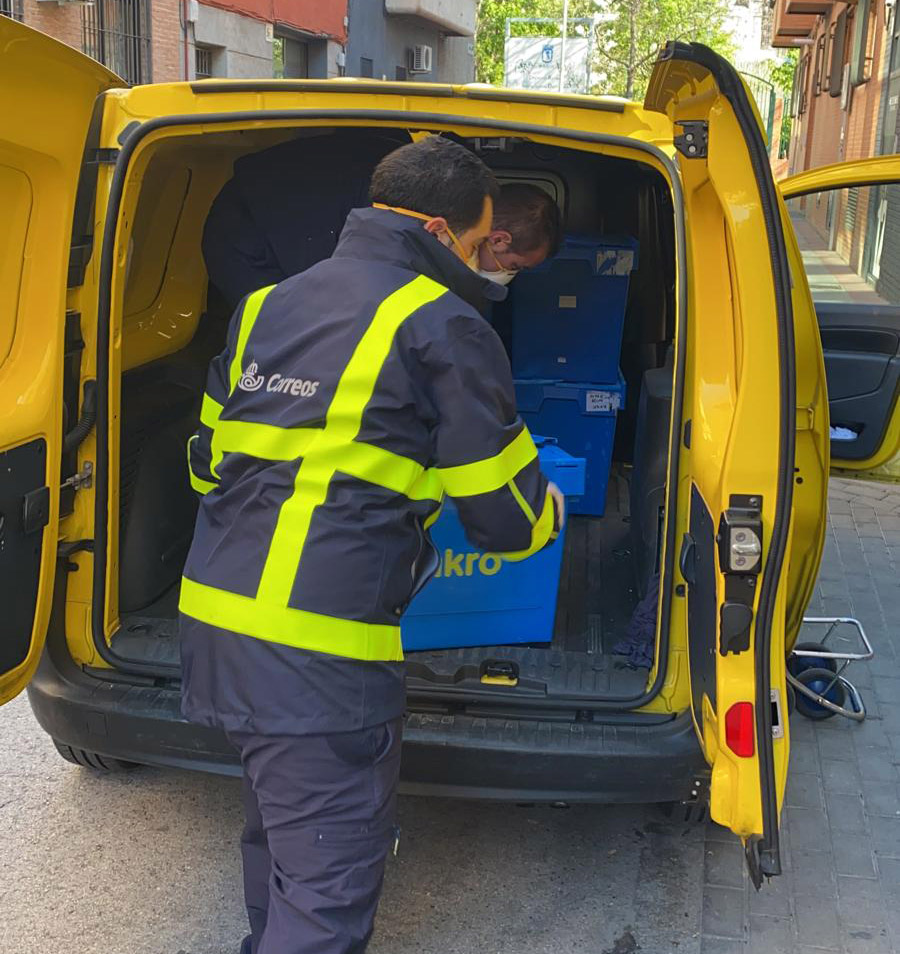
61,461,93,493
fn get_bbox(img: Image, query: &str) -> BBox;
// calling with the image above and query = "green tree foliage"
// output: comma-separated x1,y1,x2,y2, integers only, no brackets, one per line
476,0,737,100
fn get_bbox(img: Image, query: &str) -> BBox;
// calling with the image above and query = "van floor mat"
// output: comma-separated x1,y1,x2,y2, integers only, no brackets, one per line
405,644,648,699
554,471,639,656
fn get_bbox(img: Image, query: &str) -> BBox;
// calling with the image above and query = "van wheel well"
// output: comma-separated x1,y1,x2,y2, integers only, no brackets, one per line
52,740,138,773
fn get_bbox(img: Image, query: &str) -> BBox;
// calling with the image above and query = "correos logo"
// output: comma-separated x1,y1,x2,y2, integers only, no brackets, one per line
238,360,320,398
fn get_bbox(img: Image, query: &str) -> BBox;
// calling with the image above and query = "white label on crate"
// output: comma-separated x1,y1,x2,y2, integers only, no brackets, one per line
585,390,620,413
556,356,567,364
558,295,577,309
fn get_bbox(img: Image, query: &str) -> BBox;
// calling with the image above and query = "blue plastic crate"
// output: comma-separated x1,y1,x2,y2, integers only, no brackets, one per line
510,234,638,383
514,375,626,517
402,437,585,652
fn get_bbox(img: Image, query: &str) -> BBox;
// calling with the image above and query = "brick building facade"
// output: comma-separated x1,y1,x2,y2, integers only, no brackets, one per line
772,0,900,303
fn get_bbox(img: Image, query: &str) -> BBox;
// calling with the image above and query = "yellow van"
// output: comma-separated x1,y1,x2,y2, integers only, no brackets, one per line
2,19,898,886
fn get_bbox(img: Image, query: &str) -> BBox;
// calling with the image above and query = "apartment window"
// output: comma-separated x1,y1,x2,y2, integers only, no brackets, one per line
0,0,24,22
829,8,850,97
82,0,152,86
359,57,374,78
813,32,826,95
395,66,408,81
195,46,213,79
851,0,878,86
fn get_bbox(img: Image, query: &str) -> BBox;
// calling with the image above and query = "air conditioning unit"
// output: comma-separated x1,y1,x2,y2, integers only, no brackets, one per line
409,44,433,74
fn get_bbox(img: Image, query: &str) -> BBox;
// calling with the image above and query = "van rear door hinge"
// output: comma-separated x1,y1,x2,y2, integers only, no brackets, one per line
674,121,708,158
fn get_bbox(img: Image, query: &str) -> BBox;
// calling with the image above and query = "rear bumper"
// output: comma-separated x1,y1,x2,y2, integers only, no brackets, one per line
27,645,706,802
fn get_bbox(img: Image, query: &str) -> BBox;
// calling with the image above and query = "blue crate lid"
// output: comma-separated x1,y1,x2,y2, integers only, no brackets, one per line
526,234,639,276
515,372,627,417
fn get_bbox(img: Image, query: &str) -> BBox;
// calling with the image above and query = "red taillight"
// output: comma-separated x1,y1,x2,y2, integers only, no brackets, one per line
725,702,755,757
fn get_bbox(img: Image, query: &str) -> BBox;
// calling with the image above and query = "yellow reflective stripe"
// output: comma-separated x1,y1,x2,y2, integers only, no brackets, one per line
257,274,447,605
228,285,276,396
189,471,218,496
507,477,537,525
200,393,223,428
218,420,318,462
496,489,556,563
179,577,403,662
424,499,444,529
437,427,538,498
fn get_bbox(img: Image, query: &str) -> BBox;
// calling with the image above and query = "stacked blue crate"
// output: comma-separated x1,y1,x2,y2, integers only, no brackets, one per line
402,437,585,652
509,234,638,516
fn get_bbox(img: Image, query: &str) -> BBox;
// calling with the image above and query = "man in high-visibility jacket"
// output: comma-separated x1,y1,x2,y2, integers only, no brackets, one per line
179,135,563,954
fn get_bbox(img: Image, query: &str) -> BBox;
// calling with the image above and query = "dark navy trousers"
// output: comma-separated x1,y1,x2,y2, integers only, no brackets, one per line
228,718,403,954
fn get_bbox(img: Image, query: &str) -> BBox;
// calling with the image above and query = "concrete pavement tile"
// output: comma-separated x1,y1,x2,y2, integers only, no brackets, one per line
817,729,857,763
702,887,745,940
793,896,841,950
821,758,863,794
791,741,822,775
851,717,891,749
842,926,893,954
862,780,900,817
788,849,837,898
824,792,867,834
705,839,745,890
785,772,824,810
832,832,877,877
837,874,887,928
787,806,831,852
747,915,793,954
874,677,900,705
830,514,856,529
701,939,747,953
850,748,897,785
748,877,792,917
870,815,900,857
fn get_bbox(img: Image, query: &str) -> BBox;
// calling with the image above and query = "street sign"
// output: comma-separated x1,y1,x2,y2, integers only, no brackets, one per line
504,35,590,93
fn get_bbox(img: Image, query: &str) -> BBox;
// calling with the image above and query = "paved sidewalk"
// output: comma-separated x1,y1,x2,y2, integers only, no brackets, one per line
701,478,900,954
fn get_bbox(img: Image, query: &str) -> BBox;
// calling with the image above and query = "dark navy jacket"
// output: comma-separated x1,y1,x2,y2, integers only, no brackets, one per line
180,208,557,735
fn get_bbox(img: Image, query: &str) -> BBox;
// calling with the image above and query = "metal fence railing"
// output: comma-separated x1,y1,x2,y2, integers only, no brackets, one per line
740,70,777,146
82,0,152,86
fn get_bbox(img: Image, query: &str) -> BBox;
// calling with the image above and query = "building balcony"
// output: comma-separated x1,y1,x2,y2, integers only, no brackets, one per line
384,0,476,37
771,0,834,47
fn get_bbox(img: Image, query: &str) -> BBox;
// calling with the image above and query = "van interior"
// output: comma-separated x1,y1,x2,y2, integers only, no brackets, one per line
105,125,678,708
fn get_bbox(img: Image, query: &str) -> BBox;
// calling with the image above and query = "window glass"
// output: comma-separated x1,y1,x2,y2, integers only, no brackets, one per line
787,184,900,307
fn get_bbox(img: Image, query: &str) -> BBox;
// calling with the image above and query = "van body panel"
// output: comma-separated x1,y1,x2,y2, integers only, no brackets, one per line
0,20,119,703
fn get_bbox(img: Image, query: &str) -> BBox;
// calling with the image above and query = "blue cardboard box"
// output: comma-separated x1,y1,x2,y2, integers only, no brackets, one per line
515,375,626,517
510,234,639,383
402,437,585,652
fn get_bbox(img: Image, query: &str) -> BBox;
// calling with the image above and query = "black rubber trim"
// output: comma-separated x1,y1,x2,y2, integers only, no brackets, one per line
188,80,626,113
92,107,687,710
658,42,796,880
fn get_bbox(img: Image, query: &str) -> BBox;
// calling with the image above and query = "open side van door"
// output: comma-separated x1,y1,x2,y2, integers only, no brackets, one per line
0,20,120,704
781,156,900,480
646,43,798,884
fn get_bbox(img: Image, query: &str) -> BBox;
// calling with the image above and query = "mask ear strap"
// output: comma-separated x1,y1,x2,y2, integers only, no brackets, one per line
372,203,469,263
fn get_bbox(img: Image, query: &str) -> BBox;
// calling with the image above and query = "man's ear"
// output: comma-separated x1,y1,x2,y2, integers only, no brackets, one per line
490,229,513,253
423,216,450,238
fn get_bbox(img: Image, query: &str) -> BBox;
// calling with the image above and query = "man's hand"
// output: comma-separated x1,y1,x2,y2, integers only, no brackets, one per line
548,482,566,532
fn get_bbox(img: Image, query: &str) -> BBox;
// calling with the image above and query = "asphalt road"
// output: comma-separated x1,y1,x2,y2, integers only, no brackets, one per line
0,692,705,954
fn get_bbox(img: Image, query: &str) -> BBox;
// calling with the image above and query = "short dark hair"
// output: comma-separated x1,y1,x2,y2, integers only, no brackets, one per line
493,183,563,257
369,136,499,234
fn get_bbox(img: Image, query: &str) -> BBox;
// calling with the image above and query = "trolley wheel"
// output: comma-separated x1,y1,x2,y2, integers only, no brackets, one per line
794,667,846,720
789,641,838,678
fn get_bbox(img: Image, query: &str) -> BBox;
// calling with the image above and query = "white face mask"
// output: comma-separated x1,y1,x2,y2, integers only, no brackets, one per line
477,267,516,286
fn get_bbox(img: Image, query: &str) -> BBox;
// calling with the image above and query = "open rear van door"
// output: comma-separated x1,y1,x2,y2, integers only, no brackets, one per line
0,20,120,703
781,156,900,480
645,42,802,885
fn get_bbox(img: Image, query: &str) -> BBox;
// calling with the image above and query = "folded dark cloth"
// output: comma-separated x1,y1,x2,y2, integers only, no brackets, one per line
614,573,659,669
